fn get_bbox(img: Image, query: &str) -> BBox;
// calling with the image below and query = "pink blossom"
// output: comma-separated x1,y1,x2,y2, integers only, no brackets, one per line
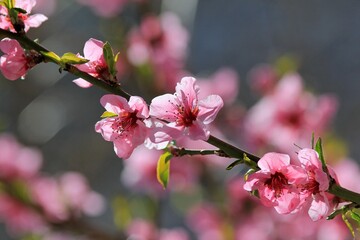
0,38,38,80
149,77,223,142
297,148,333,221
186,204,224,240
0,195,46,235
0,0,48,32
248,64,277,95
244,152,308,214
127,12,188,90
59,172,105,217
95,94,149,159
244,73,337,154
0,133,42,180
73,38,118,88
121,145,199,194
197,68,239,105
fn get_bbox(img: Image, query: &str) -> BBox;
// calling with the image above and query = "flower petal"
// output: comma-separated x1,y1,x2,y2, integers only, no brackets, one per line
198,95,224,124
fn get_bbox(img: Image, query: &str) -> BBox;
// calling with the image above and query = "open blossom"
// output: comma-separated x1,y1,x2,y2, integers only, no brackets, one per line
149,77,223,142
0,38,41,80
298,148,334,221
0,0,47,32
244,73,337,154
73,38,118,88
95,94,149,159
244,152,308,214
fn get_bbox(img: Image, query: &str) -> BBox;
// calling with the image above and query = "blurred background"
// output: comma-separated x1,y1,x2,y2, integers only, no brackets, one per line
1,0,360,239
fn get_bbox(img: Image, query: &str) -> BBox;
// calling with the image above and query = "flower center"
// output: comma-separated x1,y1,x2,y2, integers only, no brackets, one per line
303,170,320,194
176,105,199,127
265,172,289,197
111,111,138,136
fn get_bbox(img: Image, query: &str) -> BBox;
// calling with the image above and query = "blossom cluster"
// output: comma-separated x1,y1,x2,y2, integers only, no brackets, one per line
0,0,358,239
0,134,104,238
244,149,335,221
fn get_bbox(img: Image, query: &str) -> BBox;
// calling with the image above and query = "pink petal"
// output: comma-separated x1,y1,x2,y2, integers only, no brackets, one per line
187,120,209,140
113,139,134,160
128,96,149,118
258,153,290,172
149,94,178,121
175,77,199,108
95,119,115,141
25,14,48,28
0,38,23,54
308,193,329,221
198,95,224,124
298,148,322,169
100,94,131,114
274,191,301,214
73,78,93,88
83,38,104,61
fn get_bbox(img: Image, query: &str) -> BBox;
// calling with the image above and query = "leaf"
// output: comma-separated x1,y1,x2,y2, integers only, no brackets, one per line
103,42,117,77
40,51,61,63
156,151,172,189
100,111,118,118
351,210,360,224
61,52,89,65
342,212,355,238
315,137,328,173
226,159,243,170
12,7,27,14
244,168,256,181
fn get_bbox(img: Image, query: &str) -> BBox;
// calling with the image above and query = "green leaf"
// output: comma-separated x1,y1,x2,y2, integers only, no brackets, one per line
342,212,355,238
226,159,243,170
103,42,117,77
156,151,172,189
351,210,360,224
244,168,256,181
100,111,118,118
315,138,328,173
12,7,27,14
0,1,9,8
60,52,89,65
40,51,61,63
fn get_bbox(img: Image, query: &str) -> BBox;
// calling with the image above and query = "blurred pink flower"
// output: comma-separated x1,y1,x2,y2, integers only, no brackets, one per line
244,73,337,153
95,94,149,159
31,173,105,221
244,152,308,214
127,12,188,90
334,159,360,193
248,64,277,95
187,204,225,240
0,133,42,180
150,77,223,142
121,145,199,194
73,38,118,88
0,38,41,80
0,195,45,235
59,172,105,217
0,0,47,32
127,219,189,240
197,68,239,105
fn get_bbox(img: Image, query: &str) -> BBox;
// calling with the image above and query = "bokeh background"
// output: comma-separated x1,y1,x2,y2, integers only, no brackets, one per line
1,0,360,239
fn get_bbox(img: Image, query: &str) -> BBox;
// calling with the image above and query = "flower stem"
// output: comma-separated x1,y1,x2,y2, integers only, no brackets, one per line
328,183,360,206
207,135,260,163
169,146,230,158
0,29,131,99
